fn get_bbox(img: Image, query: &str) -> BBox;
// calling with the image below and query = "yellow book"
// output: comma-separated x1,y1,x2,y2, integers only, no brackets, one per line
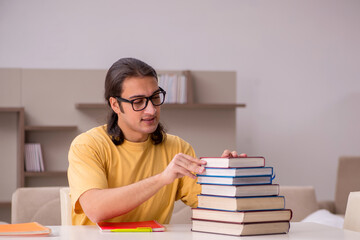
0,222,51,236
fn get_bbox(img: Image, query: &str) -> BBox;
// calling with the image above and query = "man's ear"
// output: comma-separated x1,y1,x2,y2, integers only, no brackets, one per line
109,97,122,114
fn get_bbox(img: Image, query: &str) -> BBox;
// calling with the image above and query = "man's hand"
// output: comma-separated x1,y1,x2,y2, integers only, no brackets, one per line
159,153,206,185
221,149,247,158
80,153,206,223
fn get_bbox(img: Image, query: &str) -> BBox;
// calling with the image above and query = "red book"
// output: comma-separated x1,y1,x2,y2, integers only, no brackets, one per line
97,220,165,232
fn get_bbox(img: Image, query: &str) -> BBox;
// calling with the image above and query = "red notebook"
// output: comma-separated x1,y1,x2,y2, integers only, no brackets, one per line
97,220,165,232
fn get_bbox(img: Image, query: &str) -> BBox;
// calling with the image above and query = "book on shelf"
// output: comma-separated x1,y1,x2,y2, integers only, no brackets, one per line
202,166,273,177
0,222,51,236
200,184,279,197
191,219,290,236
201,156,265,168
197,175,273,185
97,220,165,232
192,208,292,223
158,72,189,104
197,195,285,211
24,143,44,172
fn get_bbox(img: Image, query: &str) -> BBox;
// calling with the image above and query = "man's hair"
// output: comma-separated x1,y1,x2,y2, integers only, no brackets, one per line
104,57,166,145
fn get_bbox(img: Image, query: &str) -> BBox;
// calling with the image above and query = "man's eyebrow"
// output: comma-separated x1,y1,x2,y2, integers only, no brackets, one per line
129,88,161,99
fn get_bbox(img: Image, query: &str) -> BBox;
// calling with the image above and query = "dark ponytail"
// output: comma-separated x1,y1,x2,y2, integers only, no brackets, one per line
106,112,125,145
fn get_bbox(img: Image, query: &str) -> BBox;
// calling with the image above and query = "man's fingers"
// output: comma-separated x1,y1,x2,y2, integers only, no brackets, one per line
231,151,238,157
221,149,231,157
181,153,207,165
174,154,205,174
222,149,247,158
178,158,204,174
222,149,238,158
170,159,200,179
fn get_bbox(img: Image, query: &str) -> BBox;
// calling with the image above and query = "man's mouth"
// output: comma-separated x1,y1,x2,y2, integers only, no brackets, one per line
142,117,156,123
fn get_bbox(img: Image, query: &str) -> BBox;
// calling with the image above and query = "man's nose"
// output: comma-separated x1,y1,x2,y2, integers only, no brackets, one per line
143,99,157,114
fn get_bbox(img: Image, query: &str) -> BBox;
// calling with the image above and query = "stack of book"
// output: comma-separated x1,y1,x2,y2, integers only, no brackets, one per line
24,143,44,172
192,156,292,236
158,72,188,104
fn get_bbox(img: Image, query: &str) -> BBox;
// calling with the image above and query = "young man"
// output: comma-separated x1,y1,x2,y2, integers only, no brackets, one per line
68,58,243,225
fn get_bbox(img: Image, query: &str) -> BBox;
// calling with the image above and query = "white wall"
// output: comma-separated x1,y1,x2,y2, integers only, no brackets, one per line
1,0,360,201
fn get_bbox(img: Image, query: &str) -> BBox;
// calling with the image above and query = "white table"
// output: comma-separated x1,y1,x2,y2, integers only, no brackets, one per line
2,223,360,239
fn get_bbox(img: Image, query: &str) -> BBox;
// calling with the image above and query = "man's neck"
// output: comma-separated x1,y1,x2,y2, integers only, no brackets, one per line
123,132,150,143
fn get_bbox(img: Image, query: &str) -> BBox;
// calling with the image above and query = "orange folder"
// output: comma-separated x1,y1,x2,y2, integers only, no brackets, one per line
0,222,51,236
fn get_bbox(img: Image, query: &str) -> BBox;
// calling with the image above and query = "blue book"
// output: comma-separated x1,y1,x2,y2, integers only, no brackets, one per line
201,167,273,177
197,175,274,185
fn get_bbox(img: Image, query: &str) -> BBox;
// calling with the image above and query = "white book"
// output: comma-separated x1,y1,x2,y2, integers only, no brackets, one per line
201,184,280,197
25,143,37,172
24,144,32,172
170,74,177,103
30,144,37,172
36,143,44,172
24,143,45,172
179,75,187,103
158,75,164,90
34,144,40,172
163,74,172,103
201,156,265,168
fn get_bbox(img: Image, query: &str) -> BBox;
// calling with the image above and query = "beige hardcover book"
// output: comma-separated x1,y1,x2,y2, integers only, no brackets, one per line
192,219,290,236
197,195,285,211
192,208,292,223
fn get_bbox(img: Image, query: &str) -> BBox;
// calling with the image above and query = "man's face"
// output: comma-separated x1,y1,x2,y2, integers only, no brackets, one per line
115,76,161,142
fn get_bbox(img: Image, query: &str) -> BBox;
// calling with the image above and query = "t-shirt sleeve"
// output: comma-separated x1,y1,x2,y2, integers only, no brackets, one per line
67,133,108,214
174,139,202,208
176,174,201,208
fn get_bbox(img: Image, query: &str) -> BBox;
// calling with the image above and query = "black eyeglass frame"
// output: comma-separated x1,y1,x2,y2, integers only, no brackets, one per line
115,87,167,111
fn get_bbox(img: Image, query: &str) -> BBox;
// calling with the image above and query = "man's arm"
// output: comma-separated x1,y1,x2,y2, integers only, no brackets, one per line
79,153,206,223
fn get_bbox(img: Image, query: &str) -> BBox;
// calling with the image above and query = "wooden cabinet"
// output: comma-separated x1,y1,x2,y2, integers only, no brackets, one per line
0,108,24,222
1,68,245,188
0,108,24,202
23,125,77,187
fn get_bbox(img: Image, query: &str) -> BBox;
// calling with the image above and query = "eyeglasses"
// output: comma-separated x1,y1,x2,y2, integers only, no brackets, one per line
115,87,166,111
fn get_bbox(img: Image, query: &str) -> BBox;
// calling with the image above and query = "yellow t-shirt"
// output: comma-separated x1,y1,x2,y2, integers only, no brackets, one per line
67,125,201,225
